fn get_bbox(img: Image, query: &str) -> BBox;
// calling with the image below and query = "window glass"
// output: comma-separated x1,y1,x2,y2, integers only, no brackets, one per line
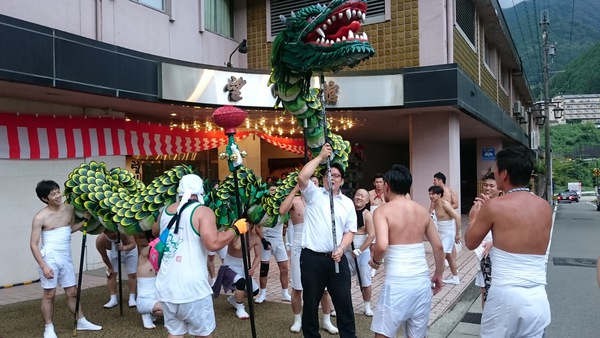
205,0,234,38
139,0,164,11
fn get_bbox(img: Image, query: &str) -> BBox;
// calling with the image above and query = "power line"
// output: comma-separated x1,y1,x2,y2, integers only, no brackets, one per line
510,0,537,79
568,0,575,60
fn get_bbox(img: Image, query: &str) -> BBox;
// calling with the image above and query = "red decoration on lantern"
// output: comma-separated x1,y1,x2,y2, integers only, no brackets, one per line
212,106,248,135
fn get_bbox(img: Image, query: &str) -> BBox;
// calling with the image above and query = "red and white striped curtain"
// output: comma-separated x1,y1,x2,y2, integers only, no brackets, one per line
0,113,305,159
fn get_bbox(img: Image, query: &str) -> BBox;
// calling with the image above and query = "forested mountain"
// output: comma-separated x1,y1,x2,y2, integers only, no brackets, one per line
549,42,600,95
501,0,600,98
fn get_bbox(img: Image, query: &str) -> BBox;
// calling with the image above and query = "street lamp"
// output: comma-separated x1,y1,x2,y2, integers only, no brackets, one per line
553,105,564,119
226,39,248,68
535,112,547,127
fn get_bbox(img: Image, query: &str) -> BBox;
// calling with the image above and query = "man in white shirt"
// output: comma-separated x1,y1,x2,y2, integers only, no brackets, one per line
297,143,357,338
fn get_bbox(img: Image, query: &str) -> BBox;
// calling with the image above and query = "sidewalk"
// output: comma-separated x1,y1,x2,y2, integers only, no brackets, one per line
0,216,478,334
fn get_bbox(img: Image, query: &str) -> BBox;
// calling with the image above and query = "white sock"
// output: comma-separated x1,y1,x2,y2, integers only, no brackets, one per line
282,288,290,297
129,293,136,301
294,313,302,322
364,301,371,309
323,313,332,323
260,288,267,296
45,323,54,330
110,294,117,302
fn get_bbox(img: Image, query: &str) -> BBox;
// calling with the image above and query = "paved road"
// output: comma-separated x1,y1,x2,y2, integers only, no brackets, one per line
546,196,600,337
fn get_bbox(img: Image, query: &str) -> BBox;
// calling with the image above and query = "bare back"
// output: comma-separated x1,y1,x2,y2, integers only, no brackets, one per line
374,197,432,245
475,192,552,255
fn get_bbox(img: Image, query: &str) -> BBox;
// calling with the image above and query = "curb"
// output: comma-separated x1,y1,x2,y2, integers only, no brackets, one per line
428,282,480,338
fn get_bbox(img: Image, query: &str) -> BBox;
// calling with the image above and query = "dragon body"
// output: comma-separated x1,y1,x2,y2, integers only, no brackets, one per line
64,0,374,234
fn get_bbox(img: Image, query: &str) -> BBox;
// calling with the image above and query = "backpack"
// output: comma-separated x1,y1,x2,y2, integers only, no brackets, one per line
148,200,196,271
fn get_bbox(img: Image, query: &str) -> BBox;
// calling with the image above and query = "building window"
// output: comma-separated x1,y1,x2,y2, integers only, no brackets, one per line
456,0,475,45
135,0,165,11
500,64,510,92
269,0,386,38
484,37,496,76
205,0,234,38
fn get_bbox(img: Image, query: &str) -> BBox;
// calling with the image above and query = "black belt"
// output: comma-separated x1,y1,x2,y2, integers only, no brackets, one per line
302,248,332,257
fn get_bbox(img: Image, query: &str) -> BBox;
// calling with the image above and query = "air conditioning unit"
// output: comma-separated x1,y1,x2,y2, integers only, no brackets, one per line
513,101,522,116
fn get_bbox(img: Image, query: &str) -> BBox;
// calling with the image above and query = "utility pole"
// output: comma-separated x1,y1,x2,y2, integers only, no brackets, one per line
541,10,553,204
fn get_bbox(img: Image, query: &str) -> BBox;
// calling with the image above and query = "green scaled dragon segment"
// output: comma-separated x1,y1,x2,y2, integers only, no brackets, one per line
269,0,375,170
64,161,195,235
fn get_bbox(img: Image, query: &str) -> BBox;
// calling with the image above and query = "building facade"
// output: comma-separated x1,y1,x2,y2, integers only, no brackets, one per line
0,0,533,285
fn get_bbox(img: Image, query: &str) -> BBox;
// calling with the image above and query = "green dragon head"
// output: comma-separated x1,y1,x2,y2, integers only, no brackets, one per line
271,0,375,76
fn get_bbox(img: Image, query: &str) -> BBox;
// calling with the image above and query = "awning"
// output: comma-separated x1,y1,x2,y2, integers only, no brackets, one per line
0,113,305,159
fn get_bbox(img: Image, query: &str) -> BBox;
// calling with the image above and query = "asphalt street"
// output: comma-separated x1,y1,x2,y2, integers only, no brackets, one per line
546,196,600,337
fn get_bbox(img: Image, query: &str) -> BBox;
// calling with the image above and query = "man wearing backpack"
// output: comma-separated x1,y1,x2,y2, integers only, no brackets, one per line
154,174,247,337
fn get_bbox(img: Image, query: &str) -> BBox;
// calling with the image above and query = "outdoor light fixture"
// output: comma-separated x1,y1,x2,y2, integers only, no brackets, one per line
535,113,547,127
553,106,564,119
226,39,248,68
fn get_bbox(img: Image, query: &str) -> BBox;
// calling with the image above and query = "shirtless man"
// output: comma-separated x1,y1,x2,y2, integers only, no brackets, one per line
30,180,102,338
429,185,462,285
95,229,138,308
346,188,376,316
369,165,445,338
368,173,386,213
431,172,459,210
255,183,291,304
136,245,163,329
223,222,261,319
465,145,552,337
279,183,338,334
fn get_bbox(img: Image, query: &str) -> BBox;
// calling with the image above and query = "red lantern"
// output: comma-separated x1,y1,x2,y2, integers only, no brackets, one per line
212,106,248,135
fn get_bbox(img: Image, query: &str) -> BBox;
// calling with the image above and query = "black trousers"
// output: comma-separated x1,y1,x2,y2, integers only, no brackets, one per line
300,248,356,338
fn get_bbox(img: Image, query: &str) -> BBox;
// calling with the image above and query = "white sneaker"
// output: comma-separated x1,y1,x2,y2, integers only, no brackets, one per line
443,275,460,285
255,292,267,304
129,298,137,307
142,313,156,329
227,295,238,309
323,321,339,334
103,298,118,309
43,328,58,338
290,319,302,332
281,289,292,302
364,305,374,317
77,318,102,331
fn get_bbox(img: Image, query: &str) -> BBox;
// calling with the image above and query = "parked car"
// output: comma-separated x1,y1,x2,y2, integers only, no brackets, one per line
556,191,573,203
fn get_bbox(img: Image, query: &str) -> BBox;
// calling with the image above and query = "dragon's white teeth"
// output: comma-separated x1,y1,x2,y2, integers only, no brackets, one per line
348,30,354,39
342,36,347,41
336,38,341,42
363,32,368,40
322,24,327,30
316,28,326,38
331,15,336,22
338,13,343,19
346,9,352,20
362,13,366,21
316,37,321,44
327,18,332,25
352,9,357,17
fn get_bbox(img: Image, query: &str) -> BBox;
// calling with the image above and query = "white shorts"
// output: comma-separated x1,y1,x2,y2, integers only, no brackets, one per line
290,245,302,290
38,249,76,289
436,220,456,254
208,246,228,259
481,285,550,337
224,254,259,292
346,248,372,287
260,235,288,262
371,276,432,338
110,247,138,274
136,277,158,314
162,295,216,336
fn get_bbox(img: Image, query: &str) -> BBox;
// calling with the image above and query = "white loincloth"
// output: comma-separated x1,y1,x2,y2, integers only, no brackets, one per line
136,277,158,314
371,244,431,338
436,219,456,253
346,233,372,287
39,226,75,289
480,247,550,337
223,253,258,292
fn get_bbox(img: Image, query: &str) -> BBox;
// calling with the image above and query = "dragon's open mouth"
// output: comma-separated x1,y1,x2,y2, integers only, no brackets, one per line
303,1,369,46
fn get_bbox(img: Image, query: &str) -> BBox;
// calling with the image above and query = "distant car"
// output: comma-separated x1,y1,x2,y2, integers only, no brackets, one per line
567,190,579,202
556,191,573,203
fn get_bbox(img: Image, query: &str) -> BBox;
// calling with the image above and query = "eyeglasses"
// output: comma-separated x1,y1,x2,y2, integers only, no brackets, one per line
330,173,342,178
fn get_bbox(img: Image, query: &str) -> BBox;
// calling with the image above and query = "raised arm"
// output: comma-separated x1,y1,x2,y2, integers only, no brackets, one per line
279,185,299,215
298,143,331,190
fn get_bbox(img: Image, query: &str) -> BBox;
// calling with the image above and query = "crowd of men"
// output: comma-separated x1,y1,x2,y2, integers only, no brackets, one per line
29,144,552,338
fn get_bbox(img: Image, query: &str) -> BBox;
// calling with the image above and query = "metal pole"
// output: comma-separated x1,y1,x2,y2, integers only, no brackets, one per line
303,119,309,164
73,221,88,337
319,73,339,274
116,232,123,316
541,10,553,205
350,242,363,290
228,134,257,338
